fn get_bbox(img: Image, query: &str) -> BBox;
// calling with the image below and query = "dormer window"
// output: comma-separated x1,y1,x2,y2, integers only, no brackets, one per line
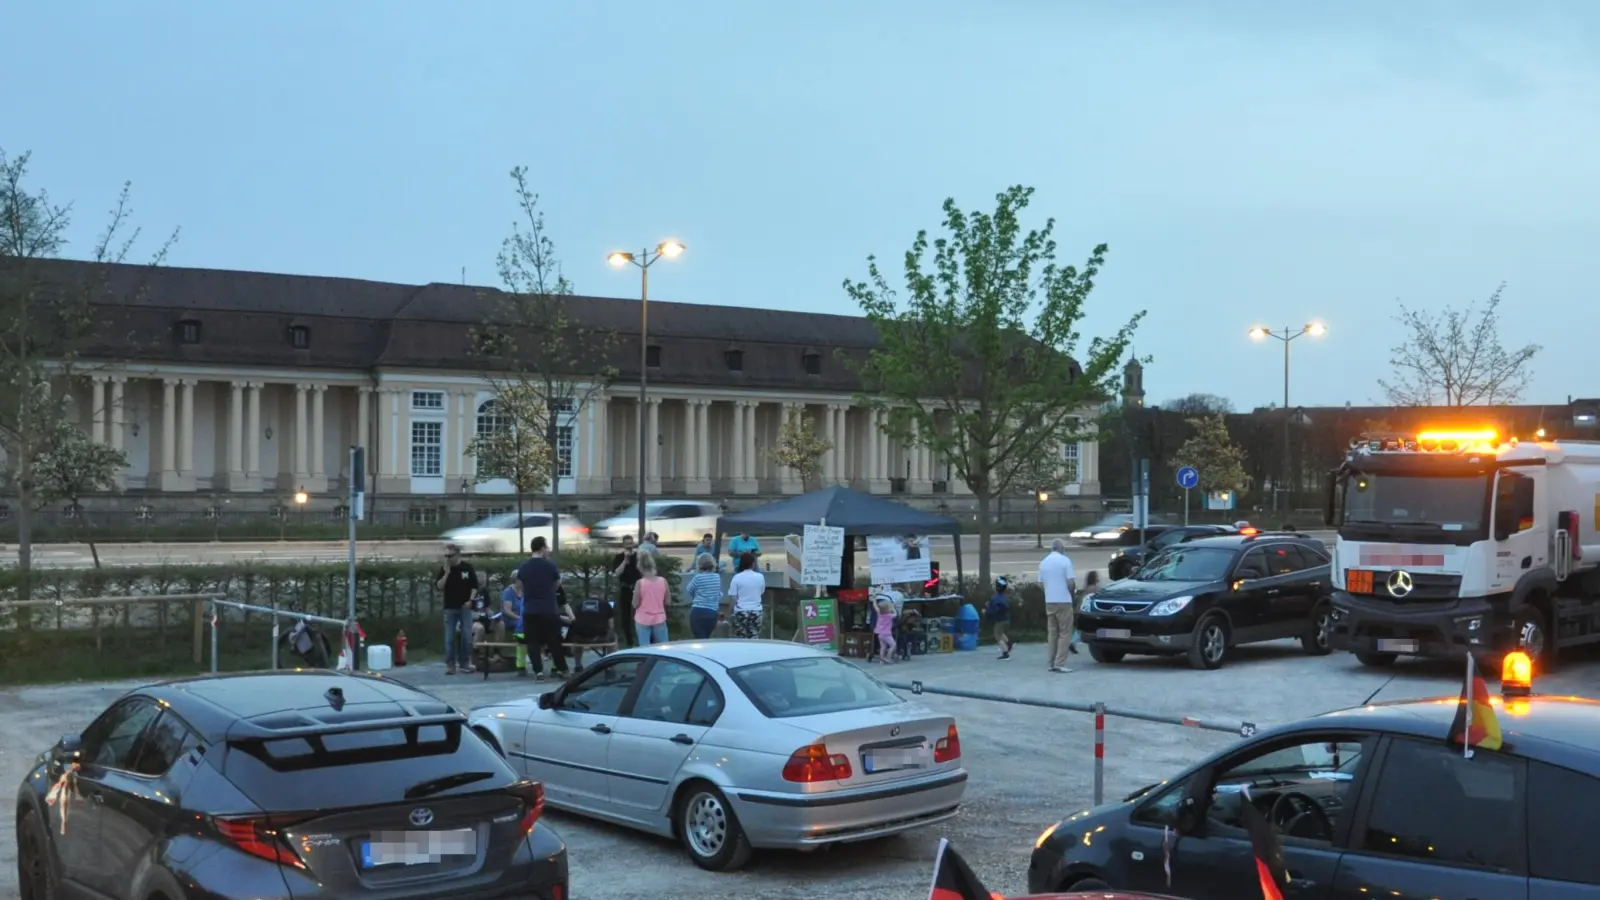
290,325,310,349
802,350,822,376
646,345,662,368
725,348,744,372
177,319,201,344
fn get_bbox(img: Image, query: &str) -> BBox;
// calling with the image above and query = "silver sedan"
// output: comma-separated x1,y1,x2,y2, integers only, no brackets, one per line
467,640,968,871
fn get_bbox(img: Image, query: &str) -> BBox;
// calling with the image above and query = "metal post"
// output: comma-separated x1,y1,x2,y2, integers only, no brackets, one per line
637,256,650,543
1035,499,1043,549
1093,700,1106,805
271,615,280,670
347,445,363,671
209,600,219,673
1282,326,1291,515
1183,487,1190,526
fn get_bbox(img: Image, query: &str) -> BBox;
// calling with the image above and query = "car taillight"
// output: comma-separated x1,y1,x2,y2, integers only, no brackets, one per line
511,780,545,836
933,724,961,763
213,815,306,869
781,744,853,782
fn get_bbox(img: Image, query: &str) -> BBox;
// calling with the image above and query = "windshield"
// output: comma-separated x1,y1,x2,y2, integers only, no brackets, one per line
611,502,674,520
729,656,902,718
1151,529,1190,550
1343,474,1488,532
1137,546,1235,582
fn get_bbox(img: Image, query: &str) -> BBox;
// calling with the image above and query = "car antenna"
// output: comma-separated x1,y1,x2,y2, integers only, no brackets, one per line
1360,672,1399,707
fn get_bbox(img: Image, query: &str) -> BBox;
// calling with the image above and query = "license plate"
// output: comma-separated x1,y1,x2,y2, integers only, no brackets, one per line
1376,639,1417,653
360,829,476,868
863,748,925,774
1097,628,1132,639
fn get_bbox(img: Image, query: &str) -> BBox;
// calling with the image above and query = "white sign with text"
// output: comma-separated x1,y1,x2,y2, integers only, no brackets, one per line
801,524,846,586
867,534,931,584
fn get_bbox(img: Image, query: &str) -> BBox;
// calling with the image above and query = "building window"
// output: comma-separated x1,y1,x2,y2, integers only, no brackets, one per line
407,507,440,526
475,399,509,437
557,423,574,478
1062,416,1083,484
550,397,576,414
646,345,662,368
289,325,310,349
176,319,201,344
802,350,821,376
725,349,744,372
411,421,443,476
412,390,444,411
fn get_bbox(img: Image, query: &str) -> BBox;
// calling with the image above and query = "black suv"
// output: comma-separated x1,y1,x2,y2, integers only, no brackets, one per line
1106,524,1241,581
1030,691,1600,898
1078,534,1333,669
15,670,567,900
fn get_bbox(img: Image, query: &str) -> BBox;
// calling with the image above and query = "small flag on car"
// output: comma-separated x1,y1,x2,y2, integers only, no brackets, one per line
1238,786,1289,900
1446,652,1503,756
927,838,999,900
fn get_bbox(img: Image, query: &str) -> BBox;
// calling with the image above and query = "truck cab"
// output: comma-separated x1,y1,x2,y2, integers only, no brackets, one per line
1324,429,1600,669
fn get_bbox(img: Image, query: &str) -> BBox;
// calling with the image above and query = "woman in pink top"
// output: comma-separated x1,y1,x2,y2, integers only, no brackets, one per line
631,552,670,645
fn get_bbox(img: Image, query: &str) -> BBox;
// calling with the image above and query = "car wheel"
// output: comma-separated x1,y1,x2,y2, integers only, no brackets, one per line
1088,644,1125,664
1187,615,1229,670
675,782,753,872
17,808,58,900
1302,602,1333,656
1514,604,1555,671
1354,651,1397,668
1066,875,1111,890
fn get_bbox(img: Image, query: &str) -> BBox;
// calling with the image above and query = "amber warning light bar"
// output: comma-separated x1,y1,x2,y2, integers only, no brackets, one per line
1348,429,1502,454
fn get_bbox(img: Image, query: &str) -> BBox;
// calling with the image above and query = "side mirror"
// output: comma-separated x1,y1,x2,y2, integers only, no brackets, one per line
537,691,556,710
56,733,83,762
1174,772,1211,835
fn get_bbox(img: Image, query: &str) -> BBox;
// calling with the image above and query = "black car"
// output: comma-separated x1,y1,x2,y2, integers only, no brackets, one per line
15,670,567,900
1029,688,1600,898
1106,525,1242,582
1078,534,1333,669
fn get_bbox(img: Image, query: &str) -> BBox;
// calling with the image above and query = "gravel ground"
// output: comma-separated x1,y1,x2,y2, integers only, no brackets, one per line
3,637,1592,899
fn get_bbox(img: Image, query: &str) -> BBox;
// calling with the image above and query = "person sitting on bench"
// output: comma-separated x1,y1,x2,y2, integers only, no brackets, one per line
566,596,616,670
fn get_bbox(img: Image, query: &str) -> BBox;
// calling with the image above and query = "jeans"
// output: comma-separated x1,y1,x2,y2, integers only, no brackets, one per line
443,608,474,668
635,622,669,645
688,607,720,639
523,614,567,675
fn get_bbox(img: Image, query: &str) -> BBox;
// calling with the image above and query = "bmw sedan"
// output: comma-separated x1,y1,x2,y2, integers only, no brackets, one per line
468,640,968,871
15,670,566,900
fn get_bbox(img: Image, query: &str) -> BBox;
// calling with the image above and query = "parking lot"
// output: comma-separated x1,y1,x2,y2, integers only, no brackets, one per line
5,639,1593,899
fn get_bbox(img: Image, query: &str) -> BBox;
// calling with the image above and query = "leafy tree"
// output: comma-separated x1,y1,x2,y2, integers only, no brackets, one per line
1174,414,1249,496
845,185,1143,586
1,148,175,599
1379,285,1540,406
31,422,127,568
470,166,616,554
771,407,832,490
1164,392,1233,415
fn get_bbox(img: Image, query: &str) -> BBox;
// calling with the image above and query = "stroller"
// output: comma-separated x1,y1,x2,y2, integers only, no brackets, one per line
280,618,335,669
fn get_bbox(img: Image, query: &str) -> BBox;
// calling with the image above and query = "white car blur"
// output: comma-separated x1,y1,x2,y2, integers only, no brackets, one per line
590,500,720,546
442,511,591,555
1069,514,1169,545
467,641,967,871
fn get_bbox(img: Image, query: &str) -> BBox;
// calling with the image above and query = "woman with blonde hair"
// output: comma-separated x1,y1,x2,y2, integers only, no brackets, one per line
683,552,726,639
631,552,670,645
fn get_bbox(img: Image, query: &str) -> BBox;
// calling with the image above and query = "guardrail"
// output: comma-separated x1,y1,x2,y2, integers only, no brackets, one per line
881,679,1260,805
0,593,225,662
205,598,352,673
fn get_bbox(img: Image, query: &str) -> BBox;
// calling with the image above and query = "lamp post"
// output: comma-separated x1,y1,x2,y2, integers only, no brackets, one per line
1248,322,1326,513
608,241,685,542
1035,491,1049,549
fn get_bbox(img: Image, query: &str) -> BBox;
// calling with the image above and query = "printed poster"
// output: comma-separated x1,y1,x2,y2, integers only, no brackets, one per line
802,597,838,651
867,534,931,585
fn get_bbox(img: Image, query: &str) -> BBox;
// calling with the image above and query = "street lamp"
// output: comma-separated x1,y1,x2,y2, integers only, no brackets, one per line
1035,491,1049,549
609,240,686,542
293,488,309,506
1247,322,1327,513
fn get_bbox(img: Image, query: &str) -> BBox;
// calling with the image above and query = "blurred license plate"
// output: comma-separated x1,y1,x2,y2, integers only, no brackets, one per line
863,748,925,774
1097,628,1132,639
1377,639,1417,652
360,829,476,868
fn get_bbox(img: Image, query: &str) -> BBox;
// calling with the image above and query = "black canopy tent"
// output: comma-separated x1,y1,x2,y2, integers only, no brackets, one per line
714,485,965,588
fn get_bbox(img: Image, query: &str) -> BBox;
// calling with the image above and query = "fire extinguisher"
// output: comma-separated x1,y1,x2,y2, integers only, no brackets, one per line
395,630,408,667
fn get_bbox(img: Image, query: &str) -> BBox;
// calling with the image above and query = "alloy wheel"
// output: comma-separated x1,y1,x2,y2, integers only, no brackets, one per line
684,792,728,859
1203,625,1226,663
1315,613,1331,650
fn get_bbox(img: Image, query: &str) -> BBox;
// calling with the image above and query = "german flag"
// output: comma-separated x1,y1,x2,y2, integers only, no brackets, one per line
927,839,997,900
1238,788,1288,900
1446,653,1503,753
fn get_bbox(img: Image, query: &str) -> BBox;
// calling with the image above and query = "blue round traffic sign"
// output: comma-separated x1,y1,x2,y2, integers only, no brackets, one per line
1177,466,1200,490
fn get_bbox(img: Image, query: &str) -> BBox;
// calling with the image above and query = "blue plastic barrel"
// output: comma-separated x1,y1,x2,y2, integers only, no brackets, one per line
955,603,981,651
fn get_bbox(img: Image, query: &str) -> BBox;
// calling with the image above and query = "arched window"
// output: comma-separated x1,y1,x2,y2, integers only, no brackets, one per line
476,399,510,438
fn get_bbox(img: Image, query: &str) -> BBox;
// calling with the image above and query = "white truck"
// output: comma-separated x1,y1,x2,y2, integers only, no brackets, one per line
1323,429,1600,669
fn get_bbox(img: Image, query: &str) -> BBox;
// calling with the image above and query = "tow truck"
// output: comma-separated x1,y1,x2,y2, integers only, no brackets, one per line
1324,428,1600,669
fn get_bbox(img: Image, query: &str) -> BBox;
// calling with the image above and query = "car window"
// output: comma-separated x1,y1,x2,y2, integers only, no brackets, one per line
1235,547,1269,577
730,656,902,718
1151,529,1191,550
1206,737,1366,844
81,699,163,771
1259,544,1300,576
1138,547,1236,582
686,680,725,726
1360,737,1525,872
629,660,716,725
521,514,552,528
560,659,644,715
1528,761,1600,884
129,711,200,776
1296,544,1330,566
1132,779,1188,827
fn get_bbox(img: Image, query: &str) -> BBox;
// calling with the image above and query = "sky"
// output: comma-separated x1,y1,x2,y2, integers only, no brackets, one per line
7,0,1598,410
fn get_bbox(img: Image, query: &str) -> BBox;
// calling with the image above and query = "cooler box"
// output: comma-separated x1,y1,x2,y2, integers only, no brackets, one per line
366,644,392,671
955,604,980,651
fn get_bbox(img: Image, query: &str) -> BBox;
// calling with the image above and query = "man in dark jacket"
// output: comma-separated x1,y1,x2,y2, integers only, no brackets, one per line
610,535,643,647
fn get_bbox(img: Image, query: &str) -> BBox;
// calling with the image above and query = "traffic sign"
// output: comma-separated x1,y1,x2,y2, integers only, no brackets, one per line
1177,466,1200,490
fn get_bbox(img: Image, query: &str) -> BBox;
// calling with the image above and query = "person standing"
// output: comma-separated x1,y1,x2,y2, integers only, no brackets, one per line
1039,538,1078,673
987,577,1014,660
435,543,479,675
683,552,725,639
632,552,670,645
501,577,528,675
693,534,720,569
728,531,761,561
610,535,643,647
638,532,660,556
728,551,766,638
515,536,569,682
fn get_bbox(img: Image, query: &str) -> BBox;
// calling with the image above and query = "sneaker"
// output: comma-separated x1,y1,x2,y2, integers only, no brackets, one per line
534,672,547,682
553,670,570,679
1070,644,1079,654
445,666,456,675
1055,666,1075,673
462,665,476,674
1049,666,1064,673
998,653,1011,660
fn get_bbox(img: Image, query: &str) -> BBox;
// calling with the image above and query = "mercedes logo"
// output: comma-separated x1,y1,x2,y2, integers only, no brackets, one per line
409,807,435,827
1386,570,1415,598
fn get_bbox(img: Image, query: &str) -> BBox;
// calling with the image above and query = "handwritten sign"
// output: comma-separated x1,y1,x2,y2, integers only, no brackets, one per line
801,523,846,586
867,534,931,584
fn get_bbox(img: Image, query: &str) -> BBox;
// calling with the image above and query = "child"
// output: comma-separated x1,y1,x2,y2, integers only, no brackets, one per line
1074,571,1101,651
987,577,1014,660
873,595,898,664
500,577,529,675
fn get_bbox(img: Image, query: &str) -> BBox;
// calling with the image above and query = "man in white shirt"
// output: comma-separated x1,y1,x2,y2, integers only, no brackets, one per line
1039,538,1078,672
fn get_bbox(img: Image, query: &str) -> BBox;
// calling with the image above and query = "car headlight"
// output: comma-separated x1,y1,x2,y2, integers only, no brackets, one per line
1079,593,1095,611
1035,822,1060,849
1148,595,1193,616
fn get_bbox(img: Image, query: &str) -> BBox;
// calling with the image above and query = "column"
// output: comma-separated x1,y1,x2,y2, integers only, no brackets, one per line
868,408,890,493
311,384,327,486
445,390,464,483
1081,433,1102,498
729,400,745,486
246,383,262,480
178,379,195,477
734,401,758,494
294,383,309,480
383,389,400,480
356,387,371,456
226,381,245,486
778,401,804,494
582,393,608,493
696,400,710,482
822,404,837,482
109,377,125,452
160,378,177,479
90,378,106,443
679,400,695,488
910,415,932,494
835,405,850,485
645,397,661,492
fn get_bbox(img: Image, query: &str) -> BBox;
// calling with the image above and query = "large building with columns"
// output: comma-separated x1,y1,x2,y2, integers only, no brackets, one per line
32,260,1104,518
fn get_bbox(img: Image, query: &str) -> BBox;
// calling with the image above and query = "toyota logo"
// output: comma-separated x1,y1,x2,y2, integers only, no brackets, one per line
1386,570,1415,598
409,807,435,827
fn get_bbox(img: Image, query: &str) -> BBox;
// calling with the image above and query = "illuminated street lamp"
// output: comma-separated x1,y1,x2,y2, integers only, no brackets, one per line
1035,490,1050,549
608,241,685,542
1247,323,1328,512
293,487,309,506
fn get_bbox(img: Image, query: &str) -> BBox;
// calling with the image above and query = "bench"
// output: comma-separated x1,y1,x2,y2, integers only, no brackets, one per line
474,639,620,680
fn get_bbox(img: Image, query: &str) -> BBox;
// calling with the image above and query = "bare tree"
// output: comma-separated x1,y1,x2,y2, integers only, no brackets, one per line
470,167,616,555
1378,285,1540,406
1164,393,1233,415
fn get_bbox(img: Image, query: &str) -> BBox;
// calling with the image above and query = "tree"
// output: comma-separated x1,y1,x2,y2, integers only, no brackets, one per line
1164,393,1233,415
1174,414,1249,497
1,148,175,599
845,185,1143,586
771,407,832,490
1378,285,1540,406
470,167,616,555
30,422,128,568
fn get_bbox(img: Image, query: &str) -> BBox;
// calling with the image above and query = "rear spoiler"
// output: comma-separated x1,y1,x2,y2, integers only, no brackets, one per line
225,710,466,742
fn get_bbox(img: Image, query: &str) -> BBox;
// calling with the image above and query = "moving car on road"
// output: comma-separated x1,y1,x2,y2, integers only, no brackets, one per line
468,640,967,871
442,511,591,555
15,670,566,900
1078,533,1333,669
591,500,721,546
